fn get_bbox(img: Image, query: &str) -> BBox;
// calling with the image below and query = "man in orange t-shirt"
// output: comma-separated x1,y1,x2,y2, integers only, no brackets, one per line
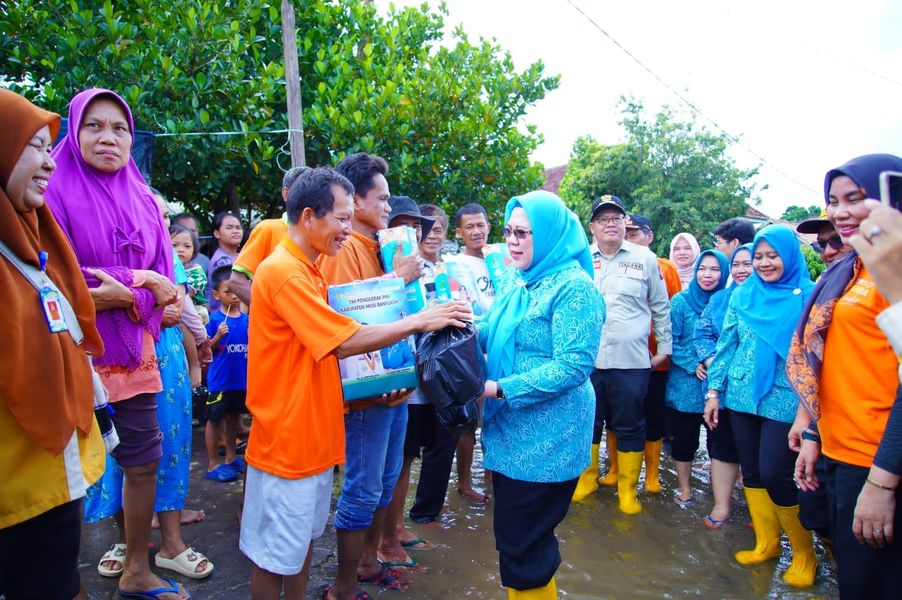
317,153,432,600
625,213,682,492
239,166,469,598
229,166,308,305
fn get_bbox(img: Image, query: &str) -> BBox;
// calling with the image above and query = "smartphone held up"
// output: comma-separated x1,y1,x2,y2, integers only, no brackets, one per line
879,170,902,210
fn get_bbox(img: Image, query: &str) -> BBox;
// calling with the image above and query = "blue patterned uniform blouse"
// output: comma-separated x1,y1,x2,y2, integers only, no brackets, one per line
480,265,604,482
665,292,705,413
693,301,718,364
706,305,800,424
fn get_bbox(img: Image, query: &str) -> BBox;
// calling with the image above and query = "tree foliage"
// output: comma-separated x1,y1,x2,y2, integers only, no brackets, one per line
781,204,821,223
1,0,557,229
559,98,760,256
800,240,826,281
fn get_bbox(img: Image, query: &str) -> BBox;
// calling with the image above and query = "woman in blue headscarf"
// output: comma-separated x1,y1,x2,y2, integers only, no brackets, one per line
664,249,729,508
697,243,753,529
706,224,817,587
788,154,902,599
480,190,604,600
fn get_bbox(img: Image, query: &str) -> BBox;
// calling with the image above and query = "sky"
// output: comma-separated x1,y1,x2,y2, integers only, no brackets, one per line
375,0,902,218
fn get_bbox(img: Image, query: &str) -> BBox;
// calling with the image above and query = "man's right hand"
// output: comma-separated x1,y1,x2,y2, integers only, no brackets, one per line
394,247,424,284
415,301,472,332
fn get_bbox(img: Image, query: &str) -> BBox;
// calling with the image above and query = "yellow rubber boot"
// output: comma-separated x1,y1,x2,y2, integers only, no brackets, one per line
572,444,600,502
507,577,557,599
775,505,817,588
598,432,619,486
735,487,782,565
616,451,644,514
643,439,663,493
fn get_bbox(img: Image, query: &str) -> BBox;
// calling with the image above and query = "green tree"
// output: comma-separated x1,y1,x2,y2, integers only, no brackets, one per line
1,0,556,228
559,98,760,256
801,241,826,281
781,205,821,222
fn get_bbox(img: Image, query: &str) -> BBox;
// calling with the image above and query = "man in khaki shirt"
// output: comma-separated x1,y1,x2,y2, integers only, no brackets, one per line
572,195,671,515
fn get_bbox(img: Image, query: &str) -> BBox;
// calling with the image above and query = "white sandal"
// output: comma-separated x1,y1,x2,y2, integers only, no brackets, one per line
97,542,126,577
154,546,214,579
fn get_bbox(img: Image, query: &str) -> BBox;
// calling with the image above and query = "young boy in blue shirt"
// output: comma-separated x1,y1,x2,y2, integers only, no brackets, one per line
204,265,249,482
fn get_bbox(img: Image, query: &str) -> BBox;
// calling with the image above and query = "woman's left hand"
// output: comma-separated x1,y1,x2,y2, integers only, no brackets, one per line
138,270,178,307
483,380,498,399
161,304,181,327
853,467,897,549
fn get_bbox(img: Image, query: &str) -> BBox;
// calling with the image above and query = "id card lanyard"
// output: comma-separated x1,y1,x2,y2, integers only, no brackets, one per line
38,251,70,333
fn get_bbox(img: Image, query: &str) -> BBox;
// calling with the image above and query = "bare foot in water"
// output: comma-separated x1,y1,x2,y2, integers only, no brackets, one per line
457,487,489,502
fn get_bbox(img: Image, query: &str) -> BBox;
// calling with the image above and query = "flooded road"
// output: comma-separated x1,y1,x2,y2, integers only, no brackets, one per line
392,439,838,599
79,428,838,598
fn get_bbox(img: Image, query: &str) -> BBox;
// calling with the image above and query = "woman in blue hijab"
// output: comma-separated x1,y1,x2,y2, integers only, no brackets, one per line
481,190,604,600
696,243,753,530
706,224,817,587
664,249,730,509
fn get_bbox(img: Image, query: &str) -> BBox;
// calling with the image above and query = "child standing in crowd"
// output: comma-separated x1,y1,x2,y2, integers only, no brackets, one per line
207,211,244,312
170,223,209,322
665,249,730,507
204,265,249,482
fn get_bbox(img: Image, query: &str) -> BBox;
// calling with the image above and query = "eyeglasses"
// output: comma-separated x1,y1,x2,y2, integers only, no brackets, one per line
503,226,532,240
592,215,624,225
811,236,844,253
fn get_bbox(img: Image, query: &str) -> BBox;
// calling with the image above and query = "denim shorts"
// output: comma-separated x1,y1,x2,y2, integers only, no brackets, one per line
333,403,408,531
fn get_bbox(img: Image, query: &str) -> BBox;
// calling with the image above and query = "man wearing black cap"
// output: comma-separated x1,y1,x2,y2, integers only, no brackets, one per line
796,210,851,266
625,214,682,496
571,196,672,515
387,195,435,249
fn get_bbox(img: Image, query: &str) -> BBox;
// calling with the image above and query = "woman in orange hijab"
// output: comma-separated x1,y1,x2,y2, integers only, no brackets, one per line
0,89,105,599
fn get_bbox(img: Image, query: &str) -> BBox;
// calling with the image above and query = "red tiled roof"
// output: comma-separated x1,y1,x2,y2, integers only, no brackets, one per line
543,165,567,194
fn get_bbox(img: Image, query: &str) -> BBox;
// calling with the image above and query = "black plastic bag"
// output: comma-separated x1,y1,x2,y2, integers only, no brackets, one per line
415,322,486,432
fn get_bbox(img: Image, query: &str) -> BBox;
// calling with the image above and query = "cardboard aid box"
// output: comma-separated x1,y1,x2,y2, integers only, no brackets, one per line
328,276,418,401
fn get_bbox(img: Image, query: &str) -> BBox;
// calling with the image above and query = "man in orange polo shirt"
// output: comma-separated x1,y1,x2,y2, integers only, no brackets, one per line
624,213,681,493
239,166,469,599
317,152,428,599
229,166,308,305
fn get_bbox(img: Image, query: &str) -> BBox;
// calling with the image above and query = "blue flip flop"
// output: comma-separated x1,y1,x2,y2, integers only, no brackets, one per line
205,464,238,482
378,555,417,568
119,576,191,599
227,456,247,474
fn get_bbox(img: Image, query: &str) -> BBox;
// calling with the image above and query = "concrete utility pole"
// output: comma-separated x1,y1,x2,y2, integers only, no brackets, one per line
281,0,306,167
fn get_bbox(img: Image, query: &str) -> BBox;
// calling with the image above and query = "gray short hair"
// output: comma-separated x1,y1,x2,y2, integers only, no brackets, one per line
282,166,310,190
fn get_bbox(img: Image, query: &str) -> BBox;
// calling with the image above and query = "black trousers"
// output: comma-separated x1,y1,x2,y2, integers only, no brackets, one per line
408,413,459,524
798,455,831,539
730,411,798,506
492,472,578,590
0,499,82,600
645,370,669,441
825,458,902,600
591,368,650,452
669,407,739,463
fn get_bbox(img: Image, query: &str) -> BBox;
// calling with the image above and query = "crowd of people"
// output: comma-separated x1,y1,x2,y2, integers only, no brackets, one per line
1,85,901,600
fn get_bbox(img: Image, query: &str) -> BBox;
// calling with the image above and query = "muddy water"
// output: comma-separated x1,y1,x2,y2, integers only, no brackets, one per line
393,440,838,599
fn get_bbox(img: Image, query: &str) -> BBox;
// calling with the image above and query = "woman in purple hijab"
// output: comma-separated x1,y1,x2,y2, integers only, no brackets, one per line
45,88,192,599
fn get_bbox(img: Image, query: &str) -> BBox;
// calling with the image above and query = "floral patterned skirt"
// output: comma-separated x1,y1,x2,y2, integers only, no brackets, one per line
84,326,193,521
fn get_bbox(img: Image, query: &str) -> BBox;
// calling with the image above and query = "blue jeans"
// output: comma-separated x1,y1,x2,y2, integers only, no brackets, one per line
334,403,408,531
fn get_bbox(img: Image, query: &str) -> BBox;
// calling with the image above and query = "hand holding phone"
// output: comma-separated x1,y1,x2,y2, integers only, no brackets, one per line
879,171,902,210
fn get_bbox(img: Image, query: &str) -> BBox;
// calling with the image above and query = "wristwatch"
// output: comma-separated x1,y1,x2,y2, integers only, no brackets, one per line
496,384,505,399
